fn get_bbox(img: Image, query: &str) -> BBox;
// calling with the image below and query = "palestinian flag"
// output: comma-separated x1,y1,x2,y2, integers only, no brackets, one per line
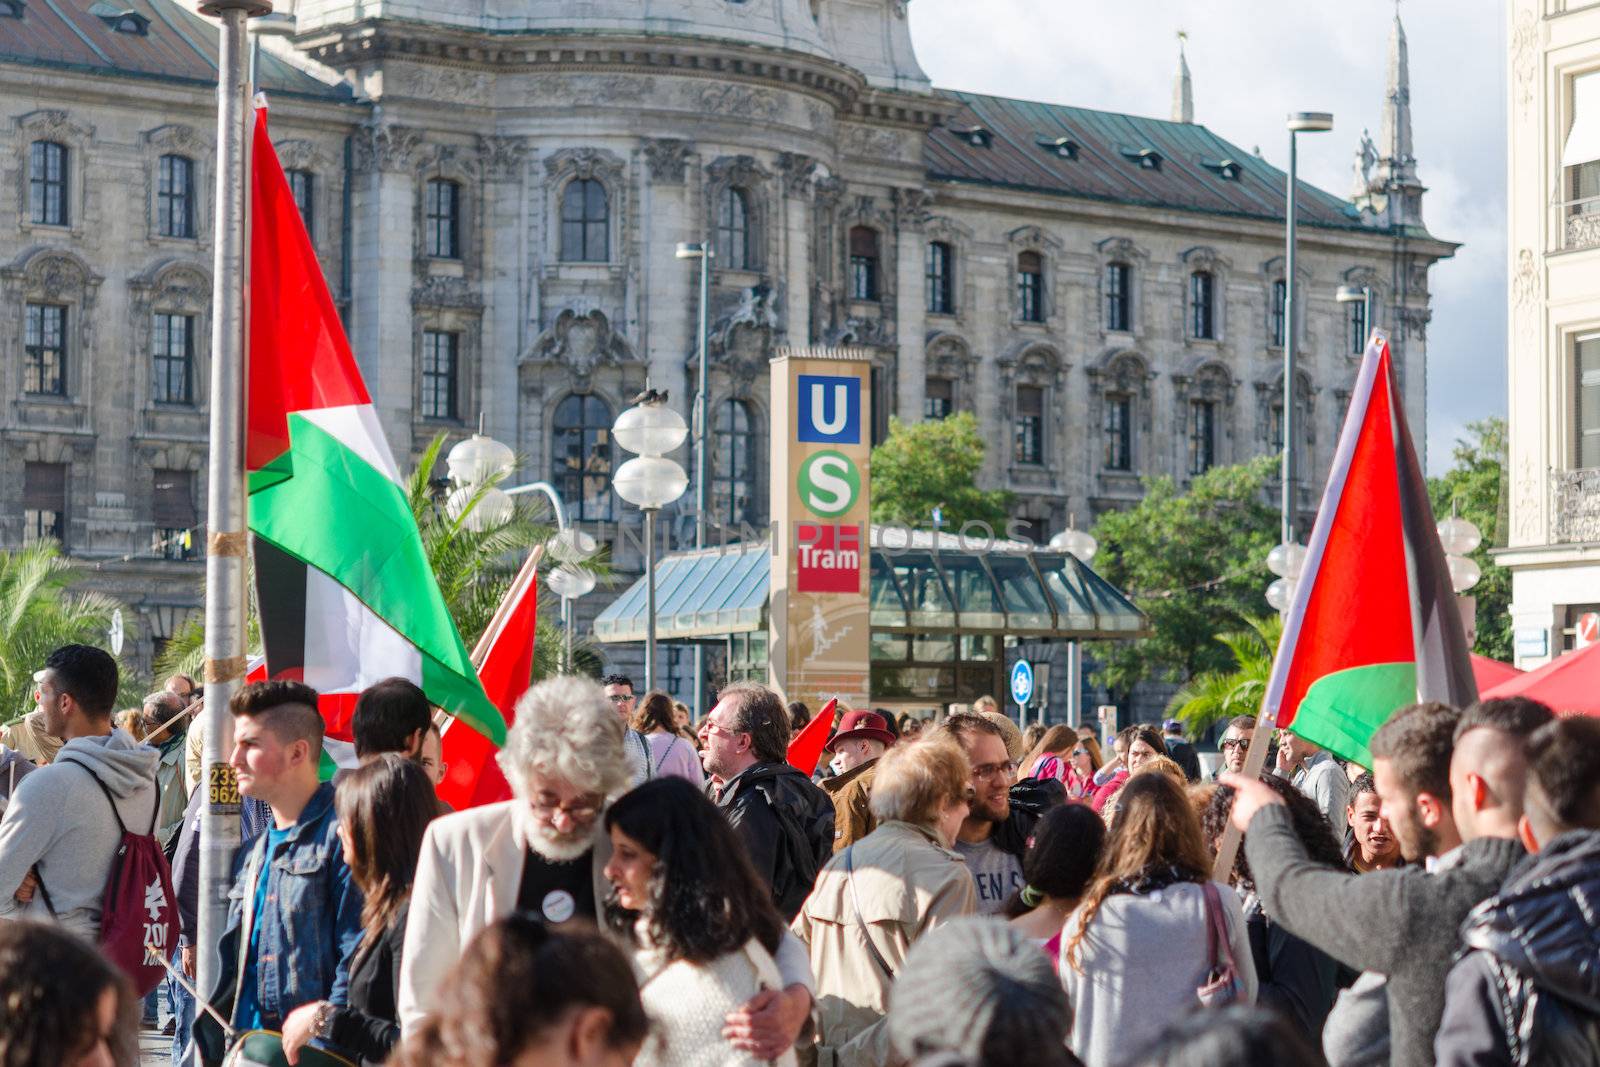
247,103,504,752
1264,334,1476,768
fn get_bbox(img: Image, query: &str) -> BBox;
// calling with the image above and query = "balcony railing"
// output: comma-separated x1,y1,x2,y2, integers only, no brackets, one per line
1553,468,1600,543
1561,196,1600,252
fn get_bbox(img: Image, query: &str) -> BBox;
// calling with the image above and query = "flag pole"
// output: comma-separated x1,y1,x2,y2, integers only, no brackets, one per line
196,0,271,1003
1211,702,1276,880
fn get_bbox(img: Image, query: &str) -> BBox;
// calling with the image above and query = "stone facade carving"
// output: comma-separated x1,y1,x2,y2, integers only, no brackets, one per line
524,308,635,392
643,138,692,184
352,123,425,174
1510,8,1539,116
476,134,529,181
696,83,780,120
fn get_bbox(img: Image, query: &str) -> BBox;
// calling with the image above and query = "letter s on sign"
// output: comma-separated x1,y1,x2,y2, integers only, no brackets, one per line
798,451,859,518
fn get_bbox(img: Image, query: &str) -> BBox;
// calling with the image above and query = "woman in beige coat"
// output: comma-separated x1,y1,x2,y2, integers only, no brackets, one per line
792,740,978,1067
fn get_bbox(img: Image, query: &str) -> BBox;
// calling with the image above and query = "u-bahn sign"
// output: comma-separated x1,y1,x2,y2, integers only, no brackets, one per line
770,348,873,712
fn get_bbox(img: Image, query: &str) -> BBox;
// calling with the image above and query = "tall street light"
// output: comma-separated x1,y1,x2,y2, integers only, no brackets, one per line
1048,517,1098,728
613,390,689,691
675,241,713,715
1271,110,1332,613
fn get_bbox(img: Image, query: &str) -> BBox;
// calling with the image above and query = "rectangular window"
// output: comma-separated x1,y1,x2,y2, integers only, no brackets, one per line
1577,336,1600,469
288,169,316,240
23,462,66,547
1190,271,1215,339
1014,385,1044,465
425,179,460,259
1104,393,1132,471
925,241,954,314
1270,279,1287,347
849,227,879,301
158,155,195,238
1105,262,1130,331
421,330,460,421
1348,297,1368,355
1017,252,1044,323
153,468,198,560
1565,71,1600,216
924,377,954,420
152,313,195,405
24,303,66,396
29,141,68,226
1189,399,1217,475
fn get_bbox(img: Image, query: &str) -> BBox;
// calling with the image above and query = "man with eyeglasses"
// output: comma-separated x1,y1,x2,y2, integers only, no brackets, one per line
401,675,820,1060
602,673,652,787
1214,714,1258,780
926,712,1064,915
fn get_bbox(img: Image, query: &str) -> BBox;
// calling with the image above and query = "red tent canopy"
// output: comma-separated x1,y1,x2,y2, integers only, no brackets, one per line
1481,643,1600,716
1470,654,1522,692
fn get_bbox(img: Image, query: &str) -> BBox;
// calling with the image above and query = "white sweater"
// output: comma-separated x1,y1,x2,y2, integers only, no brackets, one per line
634,935,799,1067
1059,881,1258,1067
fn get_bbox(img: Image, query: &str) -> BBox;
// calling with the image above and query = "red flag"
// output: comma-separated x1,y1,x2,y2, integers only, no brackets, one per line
786,697,838,776
437,551,540,809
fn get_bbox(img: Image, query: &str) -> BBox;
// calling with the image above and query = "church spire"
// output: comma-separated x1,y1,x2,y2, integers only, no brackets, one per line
1171,31,1193,124
1376,5,1415,181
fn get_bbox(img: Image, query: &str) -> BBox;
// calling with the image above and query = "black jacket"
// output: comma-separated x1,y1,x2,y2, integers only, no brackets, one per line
330,911,407,1066
715,761,834,920
1244,804,1525,1067
171,784,204,943
1164,737,1203,782
1436,830,1600,1067
1242,890,1342,1039
991,775,1067,858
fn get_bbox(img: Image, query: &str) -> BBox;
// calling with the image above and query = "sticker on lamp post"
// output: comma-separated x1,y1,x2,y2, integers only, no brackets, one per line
798,450,860,517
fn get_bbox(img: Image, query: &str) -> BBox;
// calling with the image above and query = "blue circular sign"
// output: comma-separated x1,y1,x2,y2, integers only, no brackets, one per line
1009,659,1034,707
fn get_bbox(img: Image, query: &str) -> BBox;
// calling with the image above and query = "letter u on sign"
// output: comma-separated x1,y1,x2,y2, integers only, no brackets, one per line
798,374,861,444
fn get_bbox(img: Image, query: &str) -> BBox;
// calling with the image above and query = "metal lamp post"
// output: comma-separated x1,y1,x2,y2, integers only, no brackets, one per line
612,391,689,691
675,241,713,714
1336,284,1374,354
1048,518,1098,728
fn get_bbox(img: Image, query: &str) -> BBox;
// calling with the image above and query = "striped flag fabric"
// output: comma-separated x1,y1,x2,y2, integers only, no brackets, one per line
1264,334,1477,767
246,103,504,751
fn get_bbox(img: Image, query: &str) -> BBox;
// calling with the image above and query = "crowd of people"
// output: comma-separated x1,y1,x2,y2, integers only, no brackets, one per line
0,644,1597,1067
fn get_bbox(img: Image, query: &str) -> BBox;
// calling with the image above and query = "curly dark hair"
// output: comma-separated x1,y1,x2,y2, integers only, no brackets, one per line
1002,802,1107,917
0,921,137,1067
1202,774,1346,891
604,776,786,964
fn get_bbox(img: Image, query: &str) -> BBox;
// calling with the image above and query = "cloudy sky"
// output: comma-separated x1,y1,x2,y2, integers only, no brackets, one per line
908,0,1505,475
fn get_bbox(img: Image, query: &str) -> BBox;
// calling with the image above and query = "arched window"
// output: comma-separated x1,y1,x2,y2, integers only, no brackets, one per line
1017,251,1044,322
716,187,751,270
1190,270,1216,339
848,226,880,301
552,394,614,521
713,399,755,529
561,178,609,262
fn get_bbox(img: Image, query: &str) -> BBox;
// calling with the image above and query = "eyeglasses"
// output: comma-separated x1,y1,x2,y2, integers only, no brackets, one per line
1070,748,1089,757
971,760,1016,783
530,793,604,821
606,693,633,705
1220,737,1250,751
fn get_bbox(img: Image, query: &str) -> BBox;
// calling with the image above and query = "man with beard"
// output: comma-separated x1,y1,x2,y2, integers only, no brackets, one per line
1345,773,1404,872
400,675,817,1059
1224,698,1551,1067
926,712,1063,915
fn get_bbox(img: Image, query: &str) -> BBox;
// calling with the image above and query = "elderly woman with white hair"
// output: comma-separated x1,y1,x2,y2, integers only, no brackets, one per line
398,676,819,1060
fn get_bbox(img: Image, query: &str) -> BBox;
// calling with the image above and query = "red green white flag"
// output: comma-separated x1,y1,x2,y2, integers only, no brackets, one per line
246,103,504,753
1265,334,1476,767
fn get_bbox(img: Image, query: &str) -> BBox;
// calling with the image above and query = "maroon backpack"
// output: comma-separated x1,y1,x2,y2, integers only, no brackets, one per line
37,757,178,996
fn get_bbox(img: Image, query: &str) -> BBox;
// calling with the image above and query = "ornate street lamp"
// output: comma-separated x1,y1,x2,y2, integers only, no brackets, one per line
612,390,689,690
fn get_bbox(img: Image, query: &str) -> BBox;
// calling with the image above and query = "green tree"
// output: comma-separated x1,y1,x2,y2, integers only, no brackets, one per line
1166,614,1282,735
870,413,1013,529
1089,455,1281,699
1427,417,1510,661
0,542,133,721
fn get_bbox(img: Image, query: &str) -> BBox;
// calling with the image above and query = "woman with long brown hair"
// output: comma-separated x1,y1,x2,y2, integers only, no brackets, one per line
281,754,440,1066
1059,773,1257,1067
631,691,704,784
1018,724,1078,781
0,920,136,1067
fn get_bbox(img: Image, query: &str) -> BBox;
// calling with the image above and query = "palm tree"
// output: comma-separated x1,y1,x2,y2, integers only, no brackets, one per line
1166,614,1283,736
0,541,131,721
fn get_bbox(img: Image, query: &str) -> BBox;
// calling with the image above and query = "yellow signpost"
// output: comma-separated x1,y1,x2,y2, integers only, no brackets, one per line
769,346,874,714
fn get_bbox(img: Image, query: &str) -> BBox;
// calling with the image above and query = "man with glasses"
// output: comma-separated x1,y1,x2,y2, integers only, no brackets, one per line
402,676,819,1059
926,712,1063,915
602,672,652,787
1214,714,1258,780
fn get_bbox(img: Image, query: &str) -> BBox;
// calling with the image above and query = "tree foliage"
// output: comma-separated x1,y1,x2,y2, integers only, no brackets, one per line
0,542,134,721
1427,417,1510,661
870,413,1013,529
1166,614,1282,735
1088,455,1281,699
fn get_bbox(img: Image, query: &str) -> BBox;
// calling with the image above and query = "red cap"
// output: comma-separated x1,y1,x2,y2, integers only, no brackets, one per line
826,710,896,752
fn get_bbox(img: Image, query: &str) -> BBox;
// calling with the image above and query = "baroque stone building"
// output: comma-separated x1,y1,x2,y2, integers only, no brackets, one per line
1,0,1455,697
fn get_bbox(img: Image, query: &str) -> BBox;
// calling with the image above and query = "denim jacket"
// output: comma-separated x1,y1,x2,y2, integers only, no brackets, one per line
196,782,364,1058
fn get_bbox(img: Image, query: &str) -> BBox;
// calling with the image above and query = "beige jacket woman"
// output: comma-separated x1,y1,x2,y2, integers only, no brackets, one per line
791,820,977,1067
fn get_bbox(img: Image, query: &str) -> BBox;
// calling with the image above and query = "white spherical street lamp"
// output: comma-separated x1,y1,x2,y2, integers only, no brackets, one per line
613,390,689,691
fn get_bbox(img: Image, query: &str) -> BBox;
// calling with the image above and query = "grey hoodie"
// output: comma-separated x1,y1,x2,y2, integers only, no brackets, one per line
0,729,160,939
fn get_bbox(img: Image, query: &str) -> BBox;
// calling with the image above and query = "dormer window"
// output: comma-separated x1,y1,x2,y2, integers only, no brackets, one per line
0,0,25,18
1121,147,1163,170
1036,136,1079,160
1202,158,1245,180
90,2,149,33
952,125,992,149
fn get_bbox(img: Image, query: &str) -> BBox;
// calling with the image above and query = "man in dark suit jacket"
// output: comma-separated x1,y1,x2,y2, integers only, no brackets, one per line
1162,719,1202,781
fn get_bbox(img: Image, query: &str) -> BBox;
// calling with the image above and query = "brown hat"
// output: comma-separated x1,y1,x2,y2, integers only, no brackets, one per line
826,710,895,752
